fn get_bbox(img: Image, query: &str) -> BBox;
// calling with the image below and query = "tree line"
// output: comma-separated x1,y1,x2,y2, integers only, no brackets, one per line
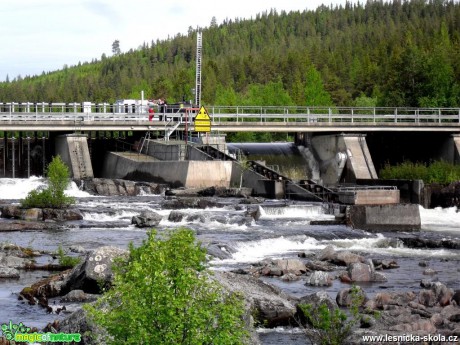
1,0,459,110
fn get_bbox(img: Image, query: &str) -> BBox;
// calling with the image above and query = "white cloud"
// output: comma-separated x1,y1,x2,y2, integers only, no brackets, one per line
0,0,358,81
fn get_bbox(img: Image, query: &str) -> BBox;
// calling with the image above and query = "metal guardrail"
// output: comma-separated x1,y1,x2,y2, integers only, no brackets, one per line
334,185,398,192
0,103,460,125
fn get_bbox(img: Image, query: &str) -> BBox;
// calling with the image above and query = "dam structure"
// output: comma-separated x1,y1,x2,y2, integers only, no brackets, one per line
0,103,459,205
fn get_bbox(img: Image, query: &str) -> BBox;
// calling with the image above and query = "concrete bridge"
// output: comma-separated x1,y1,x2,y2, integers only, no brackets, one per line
1,103,460,198
1,103,460,132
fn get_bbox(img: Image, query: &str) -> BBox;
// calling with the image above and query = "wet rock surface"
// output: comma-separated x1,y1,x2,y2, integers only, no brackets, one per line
131,210,162,228
82,178,165,196
60,246,128,294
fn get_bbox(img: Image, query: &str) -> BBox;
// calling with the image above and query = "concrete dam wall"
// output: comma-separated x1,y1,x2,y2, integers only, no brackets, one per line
102,152,234,188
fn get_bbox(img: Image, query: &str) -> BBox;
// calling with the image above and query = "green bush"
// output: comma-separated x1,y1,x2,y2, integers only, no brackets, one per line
298,286,365,345
379,160,460,184
85,228,248,345
56,245,81,268
21,155,75,209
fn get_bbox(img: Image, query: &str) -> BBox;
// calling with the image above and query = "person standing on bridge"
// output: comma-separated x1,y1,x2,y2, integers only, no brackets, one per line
148,102,155,121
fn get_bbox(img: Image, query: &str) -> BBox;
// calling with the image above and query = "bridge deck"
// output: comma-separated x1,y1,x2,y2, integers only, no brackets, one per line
0,105,460,132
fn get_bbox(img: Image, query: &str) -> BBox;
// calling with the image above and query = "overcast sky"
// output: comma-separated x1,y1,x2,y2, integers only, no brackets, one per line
0,0,359,82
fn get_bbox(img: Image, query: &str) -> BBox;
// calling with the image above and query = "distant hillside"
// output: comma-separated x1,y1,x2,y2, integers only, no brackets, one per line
0,0,459,108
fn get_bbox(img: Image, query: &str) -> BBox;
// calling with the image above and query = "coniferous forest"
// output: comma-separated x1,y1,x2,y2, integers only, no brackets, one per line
1,0,460,110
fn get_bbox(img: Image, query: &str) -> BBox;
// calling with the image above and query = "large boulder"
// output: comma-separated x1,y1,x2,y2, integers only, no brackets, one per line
213,271,296,328
258,259,307,277
419,281,454,307
161,197,220,209
42,208,83,221
0,266,20,278
347,262,372,282
19,270,72,308
333,251,365,266
0,205,83,221
0,252,35,269
317,245,336,261
168,210,186,222
336,286,367,307
43,308,109,345
274,259,307,275
0,205,22,219
83,178,164,196
0,220,60,231
343,260,387,283
21,208,43,221
131,210,162,228
61,246,128,294
305,271,332,287
296,291,337,326
60,289,99,303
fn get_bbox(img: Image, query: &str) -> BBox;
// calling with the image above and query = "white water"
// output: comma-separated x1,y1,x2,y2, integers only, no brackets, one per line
419,205,460,232
0,177,459,344
214,233,460,265
257,204,332,220
0,177,93,199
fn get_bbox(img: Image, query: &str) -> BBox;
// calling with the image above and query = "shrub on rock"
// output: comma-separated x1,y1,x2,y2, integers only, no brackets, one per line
85,228,249,344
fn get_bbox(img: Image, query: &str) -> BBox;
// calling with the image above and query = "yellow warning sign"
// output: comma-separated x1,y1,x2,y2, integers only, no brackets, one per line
194,106,211,132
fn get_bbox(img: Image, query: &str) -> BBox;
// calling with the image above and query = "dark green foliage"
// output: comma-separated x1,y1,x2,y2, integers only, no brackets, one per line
298,286,365,345
56,245,81,267
0,1,459,109
380,160,460,184
85,228,248,345
21,156,75,209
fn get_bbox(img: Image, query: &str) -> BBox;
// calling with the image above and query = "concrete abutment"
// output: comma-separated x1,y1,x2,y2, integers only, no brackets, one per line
296,133,377,186
55,134,94,180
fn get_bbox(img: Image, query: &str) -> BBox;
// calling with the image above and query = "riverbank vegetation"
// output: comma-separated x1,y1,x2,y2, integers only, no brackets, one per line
85,228,248,344
21,156,75,209
379,160,460,184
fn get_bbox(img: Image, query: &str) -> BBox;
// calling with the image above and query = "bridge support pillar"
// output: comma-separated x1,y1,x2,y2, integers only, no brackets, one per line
451,134,460,164
55,134,94,180
299,133,377,186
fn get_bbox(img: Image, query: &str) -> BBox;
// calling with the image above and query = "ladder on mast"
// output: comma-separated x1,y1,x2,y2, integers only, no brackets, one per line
195,32,202,107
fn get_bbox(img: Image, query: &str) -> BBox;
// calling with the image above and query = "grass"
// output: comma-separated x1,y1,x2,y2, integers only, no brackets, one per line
379,160,460,184
56,245,81,267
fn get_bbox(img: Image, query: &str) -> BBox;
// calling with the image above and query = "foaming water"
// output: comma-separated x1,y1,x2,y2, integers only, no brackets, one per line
0,178,92,199
65,181,93,198
327,235,460,259
81,210,139,222
214,233,460,266
0,176,46,199
216,236,322,264
257,204,333,220
419,205,460,232
0,177,459,344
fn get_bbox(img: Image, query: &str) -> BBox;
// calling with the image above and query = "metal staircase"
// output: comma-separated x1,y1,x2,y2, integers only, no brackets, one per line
248,160,337,202
196,144,235,161
195,145,337,202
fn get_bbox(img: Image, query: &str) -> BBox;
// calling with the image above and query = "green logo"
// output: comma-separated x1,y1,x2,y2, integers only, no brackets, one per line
1,321,30,341
1,320,81,343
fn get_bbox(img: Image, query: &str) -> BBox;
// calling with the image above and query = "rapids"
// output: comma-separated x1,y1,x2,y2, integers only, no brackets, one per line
0,177,459,343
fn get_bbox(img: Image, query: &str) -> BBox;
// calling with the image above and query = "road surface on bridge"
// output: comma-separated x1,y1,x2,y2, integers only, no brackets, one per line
0,105,460,132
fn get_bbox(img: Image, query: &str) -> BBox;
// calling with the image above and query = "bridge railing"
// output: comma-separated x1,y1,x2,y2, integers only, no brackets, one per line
208,106,460,124
0,103,459,124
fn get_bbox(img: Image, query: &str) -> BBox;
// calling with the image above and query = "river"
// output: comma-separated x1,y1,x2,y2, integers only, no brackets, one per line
0,177,459,344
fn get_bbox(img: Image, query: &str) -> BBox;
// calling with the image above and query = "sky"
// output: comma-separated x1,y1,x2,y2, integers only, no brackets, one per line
0,0,359,82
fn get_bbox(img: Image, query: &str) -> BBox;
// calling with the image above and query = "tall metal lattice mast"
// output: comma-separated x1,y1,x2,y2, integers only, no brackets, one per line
195,31,202,107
